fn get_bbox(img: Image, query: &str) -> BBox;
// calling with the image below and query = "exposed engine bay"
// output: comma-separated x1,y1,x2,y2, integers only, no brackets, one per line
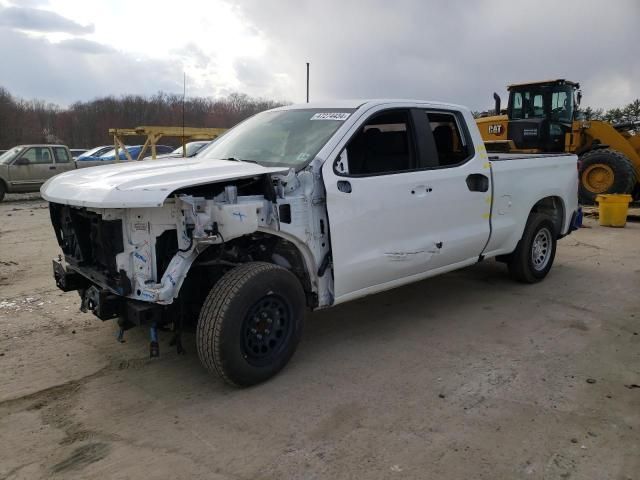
49,169,333,328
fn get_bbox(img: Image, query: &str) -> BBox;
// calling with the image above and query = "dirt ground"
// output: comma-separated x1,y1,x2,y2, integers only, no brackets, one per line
0,193,638,480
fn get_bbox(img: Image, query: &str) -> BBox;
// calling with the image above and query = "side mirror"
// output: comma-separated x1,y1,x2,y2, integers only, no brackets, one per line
577,91,582,106
14,157,29,165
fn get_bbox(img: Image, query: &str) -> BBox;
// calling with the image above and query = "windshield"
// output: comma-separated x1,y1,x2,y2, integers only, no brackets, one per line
186,142,208,156
98,149,116,157
79,146,105,157
0,147,23,164
199,109,354,168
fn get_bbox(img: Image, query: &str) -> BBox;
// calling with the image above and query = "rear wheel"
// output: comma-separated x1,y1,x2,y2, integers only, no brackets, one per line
507,213,557,283
578,149,636,204
196,262,305,387
0,181,6,202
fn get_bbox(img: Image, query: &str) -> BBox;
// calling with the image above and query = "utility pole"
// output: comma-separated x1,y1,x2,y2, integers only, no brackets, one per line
306,62,310,103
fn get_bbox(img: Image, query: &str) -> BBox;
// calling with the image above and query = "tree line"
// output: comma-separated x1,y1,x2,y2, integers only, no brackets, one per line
2,86,638,151
579,100,640,123
0,87,286,150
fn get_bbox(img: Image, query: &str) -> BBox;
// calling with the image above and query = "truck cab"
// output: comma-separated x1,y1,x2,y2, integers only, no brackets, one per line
505,80,579,152
476,79,581,153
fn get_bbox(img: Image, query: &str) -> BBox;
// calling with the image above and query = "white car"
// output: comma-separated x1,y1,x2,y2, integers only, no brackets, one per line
143,141,211,160
42,99,579,386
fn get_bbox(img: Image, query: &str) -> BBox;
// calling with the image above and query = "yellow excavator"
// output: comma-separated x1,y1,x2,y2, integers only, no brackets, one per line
476,79,640,203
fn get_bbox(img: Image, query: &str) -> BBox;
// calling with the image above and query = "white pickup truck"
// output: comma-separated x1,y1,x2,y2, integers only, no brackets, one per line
42,100,579,386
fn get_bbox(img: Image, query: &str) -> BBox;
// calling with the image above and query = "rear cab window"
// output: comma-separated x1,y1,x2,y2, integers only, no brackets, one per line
425,111,472,167
53,147,70,163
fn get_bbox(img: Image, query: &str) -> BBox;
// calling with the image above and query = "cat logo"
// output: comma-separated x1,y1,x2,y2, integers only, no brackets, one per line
488,124,503,135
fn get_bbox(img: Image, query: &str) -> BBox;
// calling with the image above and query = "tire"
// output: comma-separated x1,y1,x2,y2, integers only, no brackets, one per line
578,149,636,204
196,262,305,387
0,181,6,202
507,213,557,283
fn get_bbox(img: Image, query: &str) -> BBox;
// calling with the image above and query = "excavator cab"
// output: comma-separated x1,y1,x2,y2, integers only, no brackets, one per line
505,79,580,152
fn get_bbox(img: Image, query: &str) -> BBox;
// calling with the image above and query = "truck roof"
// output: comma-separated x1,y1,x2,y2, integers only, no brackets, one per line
507,79,580,90
13,144,68,148
272,99,469,112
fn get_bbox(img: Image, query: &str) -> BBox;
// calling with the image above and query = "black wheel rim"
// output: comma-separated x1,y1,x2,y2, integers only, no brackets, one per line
241,294,292,366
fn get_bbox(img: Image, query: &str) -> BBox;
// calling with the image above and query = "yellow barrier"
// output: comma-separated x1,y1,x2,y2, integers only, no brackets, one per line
595,194,632,227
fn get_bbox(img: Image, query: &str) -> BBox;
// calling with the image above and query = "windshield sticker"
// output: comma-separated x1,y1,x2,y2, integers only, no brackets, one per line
297,152,311,162
310,112,351,121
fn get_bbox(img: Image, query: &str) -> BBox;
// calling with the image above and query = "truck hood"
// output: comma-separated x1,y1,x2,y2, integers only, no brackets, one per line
41,158,289,208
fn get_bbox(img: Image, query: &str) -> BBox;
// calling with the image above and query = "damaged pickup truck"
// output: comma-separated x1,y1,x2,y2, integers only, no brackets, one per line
42,100,579,386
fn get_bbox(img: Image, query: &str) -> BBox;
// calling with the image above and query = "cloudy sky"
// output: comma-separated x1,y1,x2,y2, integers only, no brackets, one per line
0,0,638,111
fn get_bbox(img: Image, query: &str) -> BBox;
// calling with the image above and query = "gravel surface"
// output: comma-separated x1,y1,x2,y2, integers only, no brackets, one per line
0,198,639,479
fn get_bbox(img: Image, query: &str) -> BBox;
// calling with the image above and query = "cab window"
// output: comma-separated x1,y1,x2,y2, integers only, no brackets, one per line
426,111,470,167
20,147,53,164
341,109,416,176
551,91,573,122
511,91,544,119
53,147,70,163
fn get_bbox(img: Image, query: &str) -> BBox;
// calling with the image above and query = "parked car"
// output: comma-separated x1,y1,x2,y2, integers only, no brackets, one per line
76,146,113,161
0,144,136,201
0,145,76,201
98,145,174,161
70,148,88,159
144,141,211,160
43,99,579,386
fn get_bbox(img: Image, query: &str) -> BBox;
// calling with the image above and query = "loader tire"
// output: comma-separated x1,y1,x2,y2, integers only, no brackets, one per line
507,213,557,284
578,149,636,204
196,262,305,387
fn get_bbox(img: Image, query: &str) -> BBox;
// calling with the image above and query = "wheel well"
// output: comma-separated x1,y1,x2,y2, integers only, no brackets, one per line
177,233,316,321
530,196,565,236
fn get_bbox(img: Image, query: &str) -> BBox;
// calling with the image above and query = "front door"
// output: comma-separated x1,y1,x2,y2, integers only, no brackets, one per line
8,146,57,190
323,106,491,302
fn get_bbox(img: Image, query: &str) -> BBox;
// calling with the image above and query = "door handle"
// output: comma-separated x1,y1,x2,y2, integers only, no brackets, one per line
411,185,432,195
49,166,56,170
337,180,352,193
466,174,489,192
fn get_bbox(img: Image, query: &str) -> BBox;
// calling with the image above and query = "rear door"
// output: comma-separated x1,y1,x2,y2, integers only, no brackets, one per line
412,109,492,270
8,146,57,189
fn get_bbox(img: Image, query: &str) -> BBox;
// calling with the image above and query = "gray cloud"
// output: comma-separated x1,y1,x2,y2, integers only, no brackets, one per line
0,28,182,105
8,0,50,7
0,0,637,110
57,38,115,55
233,58,273,89
0,5,93,34
232,0,640,110
172,42,216,69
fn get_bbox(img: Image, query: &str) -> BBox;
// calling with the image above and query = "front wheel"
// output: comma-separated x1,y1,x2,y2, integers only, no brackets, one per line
196,262,305,387
507,213,557,283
